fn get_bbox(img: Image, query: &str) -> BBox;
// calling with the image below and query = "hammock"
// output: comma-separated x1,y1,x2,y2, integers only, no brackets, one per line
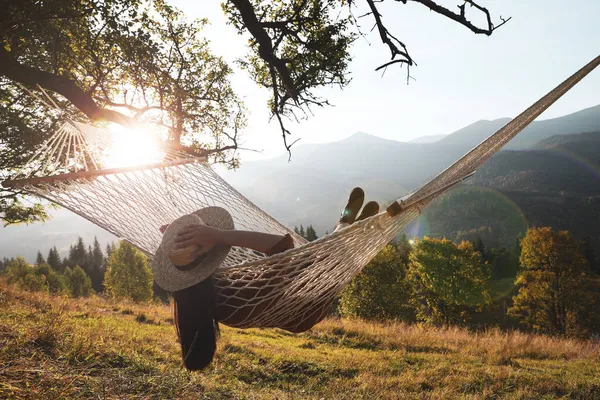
3,55,599,332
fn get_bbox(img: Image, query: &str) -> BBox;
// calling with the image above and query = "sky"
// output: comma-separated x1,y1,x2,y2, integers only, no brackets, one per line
169,0,600,160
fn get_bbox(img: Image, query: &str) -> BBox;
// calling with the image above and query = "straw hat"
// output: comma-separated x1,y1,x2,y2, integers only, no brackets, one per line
153,206,234,292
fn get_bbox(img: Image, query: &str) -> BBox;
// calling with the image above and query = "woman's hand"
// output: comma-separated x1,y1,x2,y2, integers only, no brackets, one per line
175,224,223,258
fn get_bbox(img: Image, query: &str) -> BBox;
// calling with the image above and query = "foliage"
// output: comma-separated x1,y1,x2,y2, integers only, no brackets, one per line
104,241,153,303
339,239,414,321
409,237,491,325
34,251,45,265
294,224,318,241
0,0,245,224
46,246,62,272
63,266,93,298
8,258,47,292
508,227,600,337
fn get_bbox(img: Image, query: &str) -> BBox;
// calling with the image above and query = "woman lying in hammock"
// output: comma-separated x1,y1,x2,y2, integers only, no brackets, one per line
155,188,379,371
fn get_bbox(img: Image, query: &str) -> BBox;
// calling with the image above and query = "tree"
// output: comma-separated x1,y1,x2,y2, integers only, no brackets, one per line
409,237,491,325
508,227,598,336
580,236,599,275
488,247,519,280
63,265,93,298
1,0,245,225
46,246,62,272
34,262,67,294
104,241,153,302
294,224,318,241
86,236,106,293
305,225,318,242
5,257,47,292
105,243,116,259
339,241,415,321
223,0,509,153
34,251,45,265
68,237,88,270
1,0,508,224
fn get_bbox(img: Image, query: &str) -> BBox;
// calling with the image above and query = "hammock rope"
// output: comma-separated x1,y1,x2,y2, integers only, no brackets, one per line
3,55,599,332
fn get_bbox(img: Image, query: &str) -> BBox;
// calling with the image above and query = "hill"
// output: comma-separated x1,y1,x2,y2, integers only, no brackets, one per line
2,280,600,399
418,131,600,250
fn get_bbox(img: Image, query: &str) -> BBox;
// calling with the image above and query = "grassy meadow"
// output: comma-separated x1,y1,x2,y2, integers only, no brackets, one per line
1,279,599,399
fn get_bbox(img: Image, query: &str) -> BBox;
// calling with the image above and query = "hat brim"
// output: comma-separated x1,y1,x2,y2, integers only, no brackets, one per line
153,207,234,292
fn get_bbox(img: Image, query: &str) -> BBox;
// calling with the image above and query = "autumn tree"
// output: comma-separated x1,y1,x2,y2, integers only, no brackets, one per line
409,237,491,325
508,227,599,336
104,241,153,302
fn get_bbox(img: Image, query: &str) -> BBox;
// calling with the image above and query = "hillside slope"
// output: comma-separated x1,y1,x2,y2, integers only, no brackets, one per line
1,281,600,399
419,132,600,249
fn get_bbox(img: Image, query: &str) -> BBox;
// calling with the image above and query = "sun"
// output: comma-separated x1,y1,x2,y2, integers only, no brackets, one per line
103,124,164,169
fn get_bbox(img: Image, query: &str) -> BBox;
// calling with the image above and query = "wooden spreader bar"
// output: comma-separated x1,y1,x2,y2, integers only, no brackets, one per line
386,171,476,217
2,157,204,189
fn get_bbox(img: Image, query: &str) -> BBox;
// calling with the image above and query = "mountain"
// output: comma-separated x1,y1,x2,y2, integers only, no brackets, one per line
0,208,117,262
439,104,600,149
408,134,447,143
222,105,600,235
419,131,600,250
2,105,600,261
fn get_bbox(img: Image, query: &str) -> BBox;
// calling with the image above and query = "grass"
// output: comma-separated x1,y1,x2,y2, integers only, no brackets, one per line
1,279,600,399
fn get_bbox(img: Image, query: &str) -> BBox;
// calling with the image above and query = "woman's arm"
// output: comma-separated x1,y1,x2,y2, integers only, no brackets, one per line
175,225,291,257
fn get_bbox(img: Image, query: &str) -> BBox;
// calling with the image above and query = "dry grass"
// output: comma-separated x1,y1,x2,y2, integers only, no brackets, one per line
1,278,599,399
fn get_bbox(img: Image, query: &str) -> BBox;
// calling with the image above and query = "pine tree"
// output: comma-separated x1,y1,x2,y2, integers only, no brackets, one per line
35,251,45,265
305,225,318,241
47,246,62,272
68,237,88,271
106,243,115,259
87,237,106,293
299,225,305,238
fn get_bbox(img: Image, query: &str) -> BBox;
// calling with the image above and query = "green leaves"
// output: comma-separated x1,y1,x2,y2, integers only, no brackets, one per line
104,241,153,303
409,237,491,325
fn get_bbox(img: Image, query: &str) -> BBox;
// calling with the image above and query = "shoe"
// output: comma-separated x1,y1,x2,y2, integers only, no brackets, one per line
339,187,364,224
356,201,380,221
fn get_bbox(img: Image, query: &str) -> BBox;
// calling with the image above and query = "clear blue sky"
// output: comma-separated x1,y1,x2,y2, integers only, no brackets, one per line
169,0,600,159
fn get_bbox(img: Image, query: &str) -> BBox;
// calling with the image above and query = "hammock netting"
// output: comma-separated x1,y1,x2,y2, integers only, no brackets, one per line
3,55,599,332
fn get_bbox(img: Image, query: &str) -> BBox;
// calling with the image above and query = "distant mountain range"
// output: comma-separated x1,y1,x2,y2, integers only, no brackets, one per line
2,104,600,261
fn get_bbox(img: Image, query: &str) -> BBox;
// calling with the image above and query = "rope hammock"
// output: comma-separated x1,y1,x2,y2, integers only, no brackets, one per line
3,55,599,332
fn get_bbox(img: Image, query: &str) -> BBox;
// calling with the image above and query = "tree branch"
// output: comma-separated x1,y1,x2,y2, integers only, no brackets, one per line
366,0,415,74
0,47,135,127
405,0,511,36
229,0,297,100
